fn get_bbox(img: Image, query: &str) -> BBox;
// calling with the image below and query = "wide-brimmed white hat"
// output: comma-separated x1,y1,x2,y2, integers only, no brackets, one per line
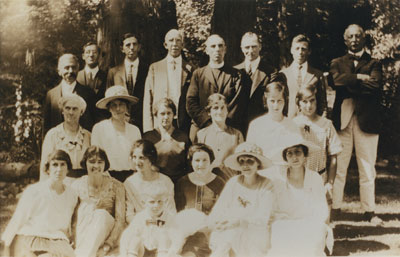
96,85,139,109
224,142,273,171
269,132,320,164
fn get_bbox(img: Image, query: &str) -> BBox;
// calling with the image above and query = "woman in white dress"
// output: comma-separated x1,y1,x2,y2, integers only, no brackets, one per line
2,150,77,257
92,85,141,182
247,80,297,159
208,142,274,257
268,133,332,256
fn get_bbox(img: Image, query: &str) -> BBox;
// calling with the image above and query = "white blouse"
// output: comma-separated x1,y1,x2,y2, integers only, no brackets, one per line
91,119,141,171
1,181,77,246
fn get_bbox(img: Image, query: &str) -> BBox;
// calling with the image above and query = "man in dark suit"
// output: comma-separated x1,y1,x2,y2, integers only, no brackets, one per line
43,54,96,136
107,33,149,132
234,32,276,134
281,34,327,118
77,42,108,121
143,29,192,134
186,34,250,141
330,24,382,223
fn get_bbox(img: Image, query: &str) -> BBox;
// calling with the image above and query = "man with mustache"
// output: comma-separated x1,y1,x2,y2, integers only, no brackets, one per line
143,29,192,134
107,33,149,132
43,54,96,136
186,34,250,141
330,24,383,224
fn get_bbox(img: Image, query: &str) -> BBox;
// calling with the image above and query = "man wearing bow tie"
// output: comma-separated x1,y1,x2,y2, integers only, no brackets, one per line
143,29,192,133
281,34,327,118
186,34,250,141
234,32,277,133
107,33,149,131
330,24,383,223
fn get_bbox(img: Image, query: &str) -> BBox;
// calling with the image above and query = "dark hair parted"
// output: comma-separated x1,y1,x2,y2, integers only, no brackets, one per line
44,149,72,174
187,143,215,164
80,146,110,171
121,33,141,46
291,34,311,48
131,139,158,165
205,93,227,113
153,98,177,117
83,42,100,53
264,81,289,117
282,144,309,162
295,83,325,116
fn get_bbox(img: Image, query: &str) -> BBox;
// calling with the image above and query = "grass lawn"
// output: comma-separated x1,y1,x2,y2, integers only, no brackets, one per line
0,158,399,256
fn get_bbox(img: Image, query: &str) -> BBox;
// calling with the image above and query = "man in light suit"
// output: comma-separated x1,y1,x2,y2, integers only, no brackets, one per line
331,24,383,223
234,32,277,134
77,42,108,121
107,33,149,132
43,54,96,136
186,34,250,141
143,29,192,133
281,34,327,118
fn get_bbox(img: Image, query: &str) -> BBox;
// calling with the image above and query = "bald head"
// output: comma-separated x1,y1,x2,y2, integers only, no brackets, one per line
344,24,365,53
205,34,226,64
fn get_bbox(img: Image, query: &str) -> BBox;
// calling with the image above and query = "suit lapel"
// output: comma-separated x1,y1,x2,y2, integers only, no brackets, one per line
355,53,370,72
250,69,263,97
117,64,126,86
204,66,218,92
304,66,317,86
160,58,169,95
181,60,190,88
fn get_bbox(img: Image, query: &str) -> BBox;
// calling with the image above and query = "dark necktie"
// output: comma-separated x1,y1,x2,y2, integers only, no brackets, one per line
297,65,303,86
127,64,134,95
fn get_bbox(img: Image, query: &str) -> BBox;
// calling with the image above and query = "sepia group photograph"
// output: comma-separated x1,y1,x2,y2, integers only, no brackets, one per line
0,0,399,256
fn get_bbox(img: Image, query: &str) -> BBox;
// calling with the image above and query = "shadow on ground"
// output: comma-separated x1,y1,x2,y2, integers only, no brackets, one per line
333,240,390,256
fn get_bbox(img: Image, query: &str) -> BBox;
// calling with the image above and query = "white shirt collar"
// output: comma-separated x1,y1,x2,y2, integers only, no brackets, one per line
292,61,308,71
348,49,365,57
84,65,99,74
167,54,182,64
209,61,224,69
245,56,260,73
61,80,76,96
124,58,139,69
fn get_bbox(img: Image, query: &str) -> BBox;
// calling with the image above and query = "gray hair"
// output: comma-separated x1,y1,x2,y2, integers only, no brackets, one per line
58,94,87,113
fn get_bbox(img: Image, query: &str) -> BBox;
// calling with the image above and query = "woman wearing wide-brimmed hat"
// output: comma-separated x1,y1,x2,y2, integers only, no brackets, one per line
208,142,274,257
91,85,141,182
268,133,332,256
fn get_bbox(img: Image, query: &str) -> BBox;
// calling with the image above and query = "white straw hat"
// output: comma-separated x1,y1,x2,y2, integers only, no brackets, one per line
96,85,139,109
224,142,273,171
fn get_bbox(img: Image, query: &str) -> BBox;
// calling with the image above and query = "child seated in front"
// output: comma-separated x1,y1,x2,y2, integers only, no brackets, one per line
119,184,175,257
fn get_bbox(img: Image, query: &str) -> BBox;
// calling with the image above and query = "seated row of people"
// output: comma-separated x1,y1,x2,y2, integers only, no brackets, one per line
3,133,332,257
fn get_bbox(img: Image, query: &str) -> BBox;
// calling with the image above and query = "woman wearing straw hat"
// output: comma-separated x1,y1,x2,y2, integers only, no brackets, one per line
208,142,274,257
40,94,91,183
268,133,332,256
92,85,141,182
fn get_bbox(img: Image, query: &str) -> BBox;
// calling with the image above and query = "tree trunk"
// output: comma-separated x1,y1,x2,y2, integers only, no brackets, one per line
211,0,257,66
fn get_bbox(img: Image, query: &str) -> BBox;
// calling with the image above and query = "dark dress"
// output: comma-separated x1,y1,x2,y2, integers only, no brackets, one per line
143,128,191,184
175,173,225,257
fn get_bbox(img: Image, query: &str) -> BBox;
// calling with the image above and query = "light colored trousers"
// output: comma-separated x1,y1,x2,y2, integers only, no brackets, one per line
332,115,379,212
